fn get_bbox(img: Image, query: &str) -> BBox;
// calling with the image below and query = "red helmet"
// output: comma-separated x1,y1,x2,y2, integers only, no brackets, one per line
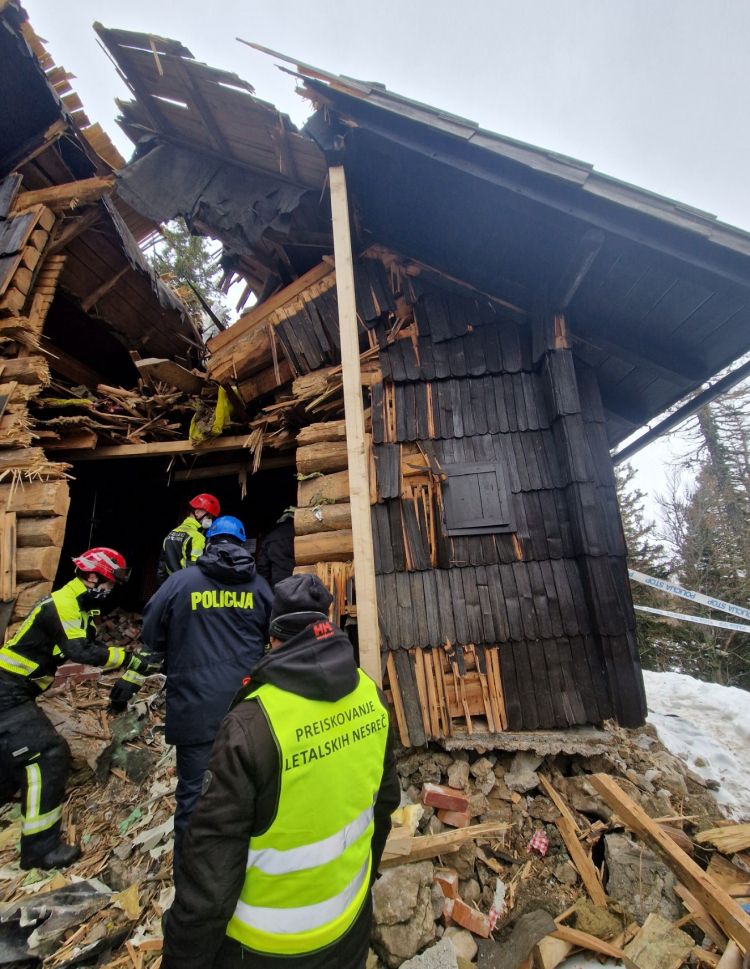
72,547,131,583
189,493,220,517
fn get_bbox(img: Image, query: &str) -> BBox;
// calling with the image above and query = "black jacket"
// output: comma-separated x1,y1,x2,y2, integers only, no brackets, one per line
142,541,272,745
162,621,401,969
256,518,295,588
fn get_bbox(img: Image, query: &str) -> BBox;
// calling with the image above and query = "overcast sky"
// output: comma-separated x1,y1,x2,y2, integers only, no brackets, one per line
24,0,750,524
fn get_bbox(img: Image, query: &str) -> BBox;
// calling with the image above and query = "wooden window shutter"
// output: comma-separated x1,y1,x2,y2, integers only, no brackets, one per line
441,461,515,536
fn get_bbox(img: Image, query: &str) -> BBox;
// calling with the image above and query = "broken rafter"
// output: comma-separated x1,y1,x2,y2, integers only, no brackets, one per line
47,207,102,255
80,264,130,312
550,228,605,311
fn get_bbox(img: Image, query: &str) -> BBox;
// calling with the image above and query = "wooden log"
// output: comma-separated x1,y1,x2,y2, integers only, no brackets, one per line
297,469,350,507
296,441,349,475
237,358,293,403
208,323,273,384
296,420,347,446
13,580,50,615
295,529,354,565
16,516,67,547
12,176,115,213
590,774,750,951
294,503,352,535
16,545,62,582
0,355,50,386
0,480,70,517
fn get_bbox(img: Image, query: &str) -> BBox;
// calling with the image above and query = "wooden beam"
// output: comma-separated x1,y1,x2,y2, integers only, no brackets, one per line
208,261,334,353
47,207,102,256
173,454,294,481
80,264,130,312
550,927,637,969
589,774,750,950
329,164,380,685
12,177,115,214
0,119,66,175
58,433,259,462
551,229,605,310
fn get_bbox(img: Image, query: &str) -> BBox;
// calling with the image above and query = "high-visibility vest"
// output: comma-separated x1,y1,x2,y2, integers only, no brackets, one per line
226,669,389,956
171,516,205,570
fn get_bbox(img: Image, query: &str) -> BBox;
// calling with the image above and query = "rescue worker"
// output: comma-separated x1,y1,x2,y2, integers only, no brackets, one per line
162,574,400,969
156,493,220,585
256,510,295,588
0,548,160,870
110,516,272,869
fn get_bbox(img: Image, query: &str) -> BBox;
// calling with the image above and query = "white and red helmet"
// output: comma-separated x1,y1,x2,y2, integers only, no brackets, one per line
72,547,130,583
189,493,220,517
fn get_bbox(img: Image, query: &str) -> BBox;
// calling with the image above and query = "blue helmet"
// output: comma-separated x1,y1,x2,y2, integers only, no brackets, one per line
206,515,246,542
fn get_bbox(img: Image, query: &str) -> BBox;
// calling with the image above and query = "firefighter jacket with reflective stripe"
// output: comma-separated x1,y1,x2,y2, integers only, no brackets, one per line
157,516,205,584
0,577,126,711
226,670,389,956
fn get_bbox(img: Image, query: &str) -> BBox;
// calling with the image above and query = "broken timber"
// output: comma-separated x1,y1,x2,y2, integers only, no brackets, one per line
590,774,750,951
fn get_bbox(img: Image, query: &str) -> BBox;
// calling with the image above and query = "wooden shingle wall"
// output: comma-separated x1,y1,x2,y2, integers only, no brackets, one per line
368,280,645,738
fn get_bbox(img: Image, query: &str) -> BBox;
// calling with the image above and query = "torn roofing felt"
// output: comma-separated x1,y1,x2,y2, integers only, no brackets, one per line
116,140,311,255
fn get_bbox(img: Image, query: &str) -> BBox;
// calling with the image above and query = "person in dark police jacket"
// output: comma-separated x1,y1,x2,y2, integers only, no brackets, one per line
162,573,400,969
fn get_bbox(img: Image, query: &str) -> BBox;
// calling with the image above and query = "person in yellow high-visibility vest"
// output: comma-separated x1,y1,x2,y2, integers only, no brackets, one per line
162,574,400,969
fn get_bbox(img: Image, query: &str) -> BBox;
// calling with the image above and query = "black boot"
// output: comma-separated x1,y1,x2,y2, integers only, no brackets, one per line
21,842,80,871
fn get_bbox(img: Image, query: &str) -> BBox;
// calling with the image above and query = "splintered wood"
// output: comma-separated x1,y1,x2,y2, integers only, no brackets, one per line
385,643,508,745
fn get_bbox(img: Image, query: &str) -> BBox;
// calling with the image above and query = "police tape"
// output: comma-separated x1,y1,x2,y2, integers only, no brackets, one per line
633,604,750,634
628,568,750,623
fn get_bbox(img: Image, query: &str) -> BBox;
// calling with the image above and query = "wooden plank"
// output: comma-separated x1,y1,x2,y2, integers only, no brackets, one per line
674,884,728,950
0,511,16,601
695,824,750,854
56,433,257,461
385,651,411,747
45,430,98,451
590,774,750,950
294,529,353,565
134,357,205,394
208,261,334,353
328,165,380,685
550,927,637,969
380,821,510,868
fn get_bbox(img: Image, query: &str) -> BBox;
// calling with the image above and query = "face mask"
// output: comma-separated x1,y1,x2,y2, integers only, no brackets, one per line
200,515,213,531
80,584,113,606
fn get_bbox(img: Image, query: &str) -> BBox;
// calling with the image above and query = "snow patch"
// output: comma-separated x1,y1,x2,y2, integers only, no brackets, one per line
643,669,750,820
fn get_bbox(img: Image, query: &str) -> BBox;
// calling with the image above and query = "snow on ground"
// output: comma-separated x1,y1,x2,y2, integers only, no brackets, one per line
643,669,750,820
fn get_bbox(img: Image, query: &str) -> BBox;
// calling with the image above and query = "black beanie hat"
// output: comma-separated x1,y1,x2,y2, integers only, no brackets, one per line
270,574,333,624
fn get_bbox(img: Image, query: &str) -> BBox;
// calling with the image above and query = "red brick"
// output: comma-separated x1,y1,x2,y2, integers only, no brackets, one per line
420,783,469,813
54,663,100,686
437,807,470,828
444,898,491,937
433,867,459,899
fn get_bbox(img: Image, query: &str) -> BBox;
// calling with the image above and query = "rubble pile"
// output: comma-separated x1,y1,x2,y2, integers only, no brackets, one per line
0,677,748,969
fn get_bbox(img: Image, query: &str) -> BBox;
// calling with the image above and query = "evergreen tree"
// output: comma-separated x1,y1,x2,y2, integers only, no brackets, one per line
149,219,228,338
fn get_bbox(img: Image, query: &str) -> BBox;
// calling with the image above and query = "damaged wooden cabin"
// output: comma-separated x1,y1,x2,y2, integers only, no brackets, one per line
0,4,200,634
94,28,750,745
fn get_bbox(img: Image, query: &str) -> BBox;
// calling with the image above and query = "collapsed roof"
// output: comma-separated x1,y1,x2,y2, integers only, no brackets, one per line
96,26,750,447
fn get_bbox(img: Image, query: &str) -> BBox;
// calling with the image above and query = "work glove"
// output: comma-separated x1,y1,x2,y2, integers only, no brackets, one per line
126,650,163,677
109,679,138,712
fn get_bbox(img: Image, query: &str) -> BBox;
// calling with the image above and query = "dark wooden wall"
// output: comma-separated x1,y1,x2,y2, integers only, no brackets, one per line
369,277,647,730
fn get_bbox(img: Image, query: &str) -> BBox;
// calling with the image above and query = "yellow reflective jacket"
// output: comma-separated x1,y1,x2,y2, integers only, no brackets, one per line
0,577,125,707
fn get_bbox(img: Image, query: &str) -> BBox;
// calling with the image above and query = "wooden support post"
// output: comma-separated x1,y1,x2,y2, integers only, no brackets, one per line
328,164,381,685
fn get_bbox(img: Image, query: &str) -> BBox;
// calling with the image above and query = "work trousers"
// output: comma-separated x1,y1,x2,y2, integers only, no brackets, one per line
0,701,70,865
174,741,213,873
